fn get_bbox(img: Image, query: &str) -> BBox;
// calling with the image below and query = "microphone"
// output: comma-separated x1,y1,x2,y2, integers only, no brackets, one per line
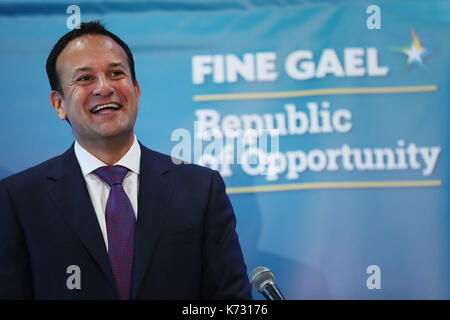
250,266,285,300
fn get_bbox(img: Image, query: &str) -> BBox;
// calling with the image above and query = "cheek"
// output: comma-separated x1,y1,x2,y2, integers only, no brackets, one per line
66,90,89,118
69,89,90,113
118,86,139,108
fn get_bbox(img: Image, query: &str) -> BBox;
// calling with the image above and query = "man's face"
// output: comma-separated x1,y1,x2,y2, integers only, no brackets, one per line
51,34,140,146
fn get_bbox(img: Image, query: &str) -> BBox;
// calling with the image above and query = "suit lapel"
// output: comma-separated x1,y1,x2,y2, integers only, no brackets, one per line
45,146,116,293
131,144,175,299
44,143,175,299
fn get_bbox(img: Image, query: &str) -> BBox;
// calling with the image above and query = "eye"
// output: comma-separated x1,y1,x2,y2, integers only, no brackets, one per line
76,75,94,83
111,70,125,77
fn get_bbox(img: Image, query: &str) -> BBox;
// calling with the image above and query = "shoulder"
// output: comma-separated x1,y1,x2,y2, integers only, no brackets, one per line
140,144,223,188
1,148,70,194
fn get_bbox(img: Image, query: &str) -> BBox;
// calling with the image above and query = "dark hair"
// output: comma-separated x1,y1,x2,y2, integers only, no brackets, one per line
46,21,137,96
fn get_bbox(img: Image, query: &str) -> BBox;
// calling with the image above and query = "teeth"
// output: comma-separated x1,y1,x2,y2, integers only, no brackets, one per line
92,103,120,113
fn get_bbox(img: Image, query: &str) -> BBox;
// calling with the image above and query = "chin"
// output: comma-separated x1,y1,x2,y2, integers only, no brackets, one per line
99,127,134,140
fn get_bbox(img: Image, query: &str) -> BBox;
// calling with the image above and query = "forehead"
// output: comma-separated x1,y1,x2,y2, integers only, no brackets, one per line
56,34,129,75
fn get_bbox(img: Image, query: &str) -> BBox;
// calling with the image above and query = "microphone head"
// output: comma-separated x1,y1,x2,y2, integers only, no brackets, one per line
250,266,276,292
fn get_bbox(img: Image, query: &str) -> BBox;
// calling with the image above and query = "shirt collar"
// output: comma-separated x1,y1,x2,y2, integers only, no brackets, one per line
74,135,141,176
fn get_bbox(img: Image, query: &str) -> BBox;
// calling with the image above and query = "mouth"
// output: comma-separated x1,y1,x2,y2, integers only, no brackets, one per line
90,103,122,114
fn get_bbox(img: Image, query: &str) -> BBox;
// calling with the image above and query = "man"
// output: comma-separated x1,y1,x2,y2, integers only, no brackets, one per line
0,21,252,300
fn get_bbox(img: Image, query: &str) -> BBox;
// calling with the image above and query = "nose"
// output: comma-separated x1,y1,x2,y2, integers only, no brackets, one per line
92,74,114,96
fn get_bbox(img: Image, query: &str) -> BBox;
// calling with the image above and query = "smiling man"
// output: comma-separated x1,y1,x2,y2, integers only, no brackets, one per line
0,21,252,300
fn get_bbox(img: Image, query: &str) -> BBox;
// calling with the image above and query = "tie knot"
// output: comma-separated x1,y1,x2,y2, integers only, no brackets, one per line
94,165,129,186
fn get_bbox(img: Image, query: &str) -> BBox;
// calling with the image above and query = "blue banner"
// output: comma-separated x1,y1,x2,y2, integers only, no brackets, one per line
0,0,449,299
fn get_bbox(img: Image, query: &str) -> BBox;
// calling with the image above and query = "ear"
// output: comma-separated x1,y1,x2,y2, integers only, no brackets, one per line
50,90,67,120
134,80,141,109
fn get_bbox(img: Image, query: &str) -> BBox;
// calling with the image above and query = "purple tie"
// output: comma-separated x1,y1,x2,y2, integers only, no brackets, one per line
94,165,135,300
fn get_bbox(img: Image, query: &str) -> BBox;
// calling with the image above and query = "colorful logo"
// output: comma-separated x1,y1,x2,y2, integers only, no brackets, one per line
392,29,431,71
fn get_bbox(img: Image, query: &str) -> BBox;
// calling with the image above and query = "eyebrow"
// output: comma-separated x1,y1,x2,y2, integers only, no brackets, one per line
109,62,126,69
71,63,126,76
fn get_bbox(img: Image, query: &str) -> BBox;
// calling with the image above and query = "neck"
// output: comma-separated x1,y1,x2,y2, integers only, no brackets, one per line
77,133,135,165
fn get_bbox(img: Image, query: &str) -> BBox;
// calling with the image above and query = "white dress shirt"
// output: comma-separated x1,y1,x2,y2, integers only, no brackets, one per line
74,136,141,252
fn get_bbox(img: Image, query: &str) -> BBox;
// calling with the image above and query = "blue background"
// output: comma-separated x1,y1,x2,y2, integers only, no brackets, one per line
0,0,449,299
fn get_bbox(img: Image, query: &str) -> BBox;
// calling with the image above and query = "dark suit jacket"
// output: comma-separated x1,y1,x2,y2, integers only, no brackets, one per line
0,143,252,299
